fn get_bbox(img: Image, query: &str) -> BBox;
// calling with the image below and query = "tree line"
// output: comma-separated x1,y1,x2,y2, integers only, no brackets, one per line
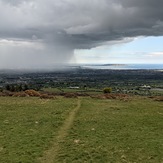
4,84,42,92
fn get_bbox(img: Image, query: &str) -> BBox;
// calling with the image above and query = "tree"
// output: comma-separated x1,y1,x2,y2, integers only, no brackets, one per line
103,87,112,94
5,84,10,91
23,84,29,91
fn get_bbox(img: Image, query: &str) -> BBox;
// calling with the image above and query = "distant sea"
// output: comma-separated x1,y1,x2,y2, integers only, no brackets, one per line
80,64,163,70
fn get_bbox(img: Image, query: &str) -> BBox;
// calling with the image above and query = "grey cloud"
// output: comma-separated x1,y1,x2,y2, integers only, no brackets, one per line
0,0,163,69
1,0,32,5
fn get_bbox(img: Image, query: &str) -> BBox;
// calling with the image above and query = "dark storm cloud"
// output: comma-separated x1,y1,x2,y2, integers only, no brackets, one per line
0,0,163,69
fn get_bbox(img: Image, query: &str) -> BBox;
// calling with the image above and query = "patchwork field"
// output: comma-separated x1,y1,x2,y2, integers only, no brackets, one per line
0,96,162,163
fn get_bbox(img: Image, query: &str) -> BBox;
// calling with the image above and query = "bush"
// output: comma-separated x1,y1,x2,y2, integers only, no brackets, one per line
2,90,14,96
154,96,163,101
103,87,112,94
25,90,40,97
12,92,28,97
40,94,55,99
64,93,78,98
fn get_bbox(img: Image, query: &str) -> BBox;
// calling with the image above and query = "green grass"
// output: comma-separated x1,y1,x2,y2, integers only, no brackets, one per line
0,97,76,163
43,87,102,94
0,96,163,162
56,97,163,163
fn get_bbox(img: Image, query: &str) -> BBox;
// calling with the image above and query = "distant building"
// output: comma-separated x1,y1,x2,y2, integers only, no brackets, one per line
68,86,79,89
140,85,151,89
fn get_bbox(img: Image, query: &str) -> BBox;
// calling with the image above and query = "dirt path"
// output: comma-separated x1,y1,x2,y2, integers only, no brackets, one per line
39,99,81,163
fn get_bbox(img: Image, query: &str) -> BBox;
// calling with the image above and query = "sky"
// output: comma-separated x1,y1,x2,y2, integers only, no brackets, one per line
0,0,163,69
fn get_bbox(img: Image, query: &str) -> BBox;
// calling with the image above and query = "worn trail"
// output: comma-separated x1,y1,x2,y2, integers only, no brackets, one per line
39,99,81,163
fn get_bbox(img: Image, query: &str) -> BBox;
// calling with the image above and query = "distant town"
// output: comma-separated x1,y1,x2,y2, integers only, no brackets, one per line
0,68,163,96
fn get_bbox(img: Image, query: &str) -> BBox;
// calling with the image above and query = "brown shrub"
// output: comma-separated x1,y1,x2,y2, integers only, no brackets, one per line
1,91,14,96
90,94,108,99
148,96,155,99
12,92,28,97
64,93,78,98
105,94,117,99
0,92,6,96
154,96,163,101
76,92,90,97
25,90,40,97
40,94,55,99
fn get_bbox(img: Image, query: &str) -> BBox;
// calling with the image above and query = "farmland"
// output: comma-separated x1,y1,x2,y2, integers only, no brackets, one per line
0,96,162,163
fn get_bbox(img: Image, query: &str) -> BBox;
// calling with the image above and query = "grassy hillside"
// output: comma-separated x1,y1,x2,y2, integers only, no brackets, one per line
0,97,76,163
0,96,162,163
57,97,163,163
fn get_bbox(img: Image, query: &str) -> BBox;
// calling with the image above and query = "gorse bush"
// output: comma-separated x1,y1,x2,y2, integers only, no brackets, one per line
40,94,55,99
64,93,78,98
25,90,40,97
12,92,29,97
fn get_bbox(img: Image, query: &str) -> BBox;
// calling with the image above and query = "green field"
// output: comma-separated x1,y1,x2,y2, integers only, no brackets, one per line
43,87,102,94
0,96,163,163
